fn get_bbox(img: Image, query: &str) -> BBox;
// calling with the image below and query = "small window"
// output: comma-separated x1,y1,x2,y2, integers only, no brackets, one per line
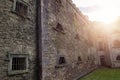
116,55,120,60
12,57,26,70
53,23,65,34
8,54,29,75
77,56,82,64
78,56,82,62
58,57,66,65
56,23,64,31
55,56,66,68
13,0,28,17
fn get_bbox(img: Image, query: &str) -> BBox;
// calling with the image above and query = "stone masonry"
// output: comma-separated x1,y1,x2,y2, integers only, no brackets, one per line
41,0,97,80
0,0,97,80
93,21,120,68
0,0,37,80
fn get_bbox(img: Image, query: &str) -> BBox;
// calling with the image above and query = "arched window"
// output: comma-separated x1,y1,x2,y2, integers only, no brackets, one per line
113,40,120,48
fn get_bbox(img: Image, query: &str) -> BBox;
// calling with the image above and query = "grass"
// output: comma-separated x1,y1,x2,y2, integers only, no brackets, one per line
80,68,120,80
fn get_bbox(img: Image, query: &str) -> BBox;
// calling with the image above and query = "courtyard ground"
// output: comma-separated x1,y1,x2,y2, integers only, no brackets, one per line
80,68,120,80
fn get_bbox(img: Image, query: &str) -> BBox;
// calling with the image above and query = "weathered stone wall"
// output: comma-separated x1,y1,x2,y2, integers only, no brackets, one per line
0,0,36,80
107,24,120,67
108,34,120,67
93,22,116,67
42,0,96,80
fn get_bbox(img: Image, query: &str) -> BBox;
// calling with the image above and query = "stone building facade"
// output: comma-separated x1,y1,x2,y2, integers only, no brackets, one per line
0,0,97,80
93,20,120,68
41,0,97,80
107,21,120,68
93,22,111,67
0,0,37,80
108,32,120,67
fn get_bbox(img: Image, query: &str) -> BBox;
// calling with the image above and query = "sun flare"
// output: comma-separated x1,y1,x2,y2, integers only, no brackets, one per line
72,0,120,24
90,3,119,24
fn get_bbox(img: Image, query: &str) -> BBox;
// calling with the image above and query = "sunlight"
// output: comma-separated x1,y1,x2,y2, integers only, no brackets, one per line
89,0,119,24
72,0,120,24
89,7,118,24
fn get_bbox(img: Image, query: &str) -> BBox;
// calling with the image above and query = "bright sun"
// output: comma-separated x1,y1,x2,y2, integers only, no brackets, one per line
89,8,118,24
72,0,120,24
90,8,118,24
89,0,120,24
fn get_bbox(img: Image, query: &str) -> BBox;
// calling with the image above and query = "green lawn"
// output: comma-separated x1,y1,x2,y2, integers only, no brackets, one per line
80,68,120,80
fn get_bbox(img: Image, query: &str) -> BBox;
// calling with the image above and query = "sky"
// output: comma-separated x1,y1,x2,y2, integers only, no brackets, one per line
72,0,120,23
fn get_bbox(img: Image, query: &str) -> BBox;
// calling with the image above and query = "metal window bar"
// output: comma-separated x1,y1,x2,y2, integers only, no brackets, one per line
12,57,26,70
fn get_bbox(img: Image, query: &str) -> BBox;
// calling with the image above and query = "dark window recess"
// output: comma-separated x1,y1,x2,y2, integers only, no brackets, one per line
15,1,28,17
78,56,82,62
53,23,65,34
77,56,82,65
58,57,66,65
56,23,64,31
12,57,26,70
116,55,120,60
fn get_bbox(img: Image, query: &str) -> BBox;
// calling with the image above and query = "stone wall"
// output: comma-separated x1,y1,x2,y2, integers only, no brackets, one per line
41,0,96,80
0,0,37,80
0,0,97,80
109,34,120,67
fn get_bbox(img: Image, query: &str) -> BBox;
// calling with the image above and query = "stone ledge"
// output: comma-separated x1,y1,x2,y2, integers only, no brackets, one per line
55,64,67,69
8,69,29,76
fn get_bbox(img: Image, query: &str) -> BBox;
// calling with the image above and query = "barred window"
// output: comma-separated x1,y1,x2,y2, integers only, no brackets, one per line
8,54,29,75
12,57,26,70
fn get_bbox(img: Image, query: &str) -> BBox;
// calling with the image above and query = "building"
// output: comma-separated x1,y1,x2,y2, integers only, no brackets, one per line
0,0,97,80
93,20,120,68
0,0,37,80
41,0,97,80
